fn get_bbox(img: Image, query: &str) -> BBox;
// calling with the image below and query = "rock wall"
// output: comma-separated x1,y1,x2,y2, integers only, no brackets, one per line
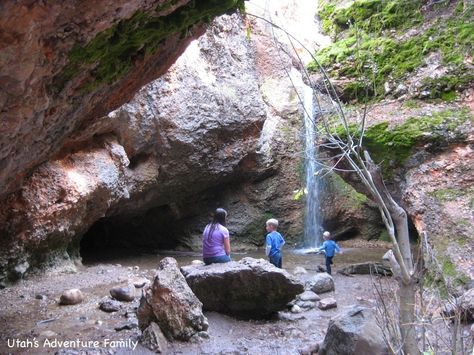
0,0,244,200
0,13,305,283
0,4,387,283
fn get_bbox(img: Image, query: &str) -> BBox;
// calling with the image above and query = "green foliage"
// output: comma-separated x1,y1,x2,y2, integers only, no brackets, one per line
331,108,472,175
54,0,244,92
430,187,466,202
311,1,474,102
318,0,423,36
378,229,391,242
424,255,471,298
330,173,368,206
439,188,460,201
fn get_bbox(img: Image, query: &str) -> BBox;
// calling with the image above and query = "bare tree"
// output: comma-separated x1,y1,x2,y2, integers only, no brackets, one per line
245,12,419,354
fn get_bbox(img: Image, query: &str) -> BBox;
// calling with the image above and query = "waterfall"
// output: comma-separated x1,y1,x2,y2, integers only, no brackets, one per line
302,84,323,249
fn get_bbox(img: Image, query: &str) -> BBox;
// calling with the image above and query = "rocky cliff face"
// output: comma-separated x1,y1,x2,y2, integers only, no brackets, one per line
0,0,244,200
0,13,306,283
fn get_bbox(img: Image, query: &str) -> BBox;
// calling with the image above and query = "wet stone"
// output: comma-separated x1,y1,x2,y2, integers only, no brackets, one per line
298,290,320,302
318,298,337,310
110,284,136,302
99,299,121,313
133,278,149,288
291,305,302,313
59,289,84,305
115,321,138,331
306,273,335,294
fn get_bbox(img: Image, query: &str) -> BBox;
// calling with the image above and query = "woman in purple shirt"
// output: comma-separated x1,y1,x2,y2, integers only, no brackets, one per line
202,208,231,265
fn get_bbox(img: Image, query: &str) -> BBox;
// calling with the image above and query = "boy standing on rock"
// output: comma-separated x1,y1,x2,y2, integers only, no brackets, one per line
318,231,341,275
265,218,285,268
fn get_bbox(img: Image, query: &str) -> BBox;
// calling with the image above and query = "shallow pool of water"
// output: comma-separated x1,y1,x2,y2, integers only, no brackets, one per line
83,246,389,272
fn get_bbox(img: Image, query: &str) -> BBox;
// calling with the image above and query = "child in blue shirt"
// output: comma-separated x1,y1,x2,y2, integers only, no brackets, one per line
265,218,285,268
318,231,341,275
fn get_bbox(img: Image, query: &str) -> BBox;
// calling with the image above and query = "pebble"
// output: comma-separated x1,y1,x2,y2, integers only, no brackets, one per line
291,305,302,313
191,260,205,266
35,294,47,300
132,278,149,288
298,290,320,302
298,342,320,355
198,331,210,339
318,298,337,310
59,289,84,305
110,284,135,302
99,299,121,313
114,322,138,331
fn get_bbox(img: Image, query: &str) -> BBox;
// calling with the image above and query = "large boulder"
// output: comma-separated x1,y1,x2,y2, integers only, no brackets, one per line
137,257,208,341
319,306,389,355
181,257,304,318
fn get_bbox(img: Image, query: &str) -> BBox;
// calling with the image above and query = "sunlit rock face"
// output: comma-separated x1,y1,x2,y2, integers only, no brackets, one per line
0,0,244,199
0,13,305,282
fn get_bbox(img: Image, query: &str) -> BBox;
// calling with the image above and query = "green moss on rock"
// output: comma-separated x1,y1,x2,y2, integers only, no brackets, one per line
311,1,474,102
332,108,472,175
318,0,423,37
54,0,244,92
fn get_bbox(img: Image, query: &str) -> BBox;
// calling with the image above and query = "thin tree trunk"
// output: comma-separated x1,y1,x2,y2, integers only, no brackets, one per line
391,207,413,274
365,152,419,354
399,281,419,354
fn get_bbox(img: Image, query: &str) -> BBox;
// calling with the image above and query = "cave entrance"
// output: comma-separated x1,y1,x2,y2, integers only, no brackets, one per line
79,205,191,265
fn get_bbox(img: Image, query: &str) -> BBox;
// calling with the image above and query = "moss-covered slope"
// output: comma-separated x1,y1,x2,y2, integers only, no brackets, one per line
310,0,474,102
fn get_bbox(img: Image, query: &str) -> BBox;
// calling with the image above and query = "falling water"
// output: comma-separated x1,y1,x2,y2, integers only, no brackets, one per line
302,84,323,249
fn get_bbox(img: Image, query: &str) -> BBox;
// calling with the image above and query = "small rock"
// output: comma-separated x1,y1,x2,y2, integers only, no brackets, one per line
99,299,122,313
140,322,168,353
59,289,84,305
318,298,337,310
115,322,138,331
110,284,136,302
35,294,47,300
299,342,320,355
291,305,302,313
191,260,205,266
133,266,140,271
39,330,57,338
293,266,307,275
394,83,407,95
317,265,326,272
133,278,149,288
306,273,335,294
300,301,316,309
95,320,103,326
278,311,305,322
299,290,320,302
13,261,29,279
198,331,210,339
